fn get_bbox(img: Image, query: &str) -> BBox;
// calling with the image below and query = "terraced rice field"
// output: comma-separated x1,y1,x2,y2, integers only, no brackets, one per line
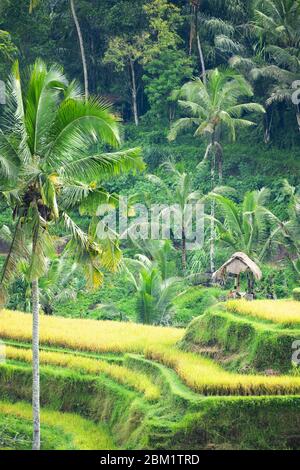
227,299,300,327
1,307,300,450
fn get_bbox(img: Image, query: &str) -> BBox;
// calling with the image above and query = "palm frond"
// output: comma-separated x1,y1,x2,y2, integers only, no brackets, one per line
60,147,144,182
168,118,200,141
47,97,122,168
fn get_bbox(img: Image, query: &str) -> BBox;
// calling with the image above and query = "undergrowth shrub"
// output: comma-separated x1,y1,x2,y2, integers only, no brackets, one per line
293,288,300,301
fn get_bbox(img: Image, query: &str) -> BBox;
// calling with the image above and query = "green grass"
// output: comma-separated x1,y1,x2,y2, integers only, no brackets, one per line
172,286,225,326
5,345,160,400
0,412,72,450
0,401,115,450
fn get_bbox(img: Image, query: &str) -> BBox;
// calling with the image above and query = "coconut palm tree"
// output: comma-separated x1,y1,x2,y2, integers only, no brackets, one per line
0,225,79,314
211,187,300,264
146,161,202,271
268,180,300,273
169,68,265,273
0,59,143,450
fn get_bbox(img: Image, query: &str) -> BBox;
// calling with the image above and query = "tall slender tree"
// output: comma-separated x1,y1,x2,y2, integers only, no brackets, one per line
104,34,148,126
69,0,89,99
29,0,89,98
188,0,206,83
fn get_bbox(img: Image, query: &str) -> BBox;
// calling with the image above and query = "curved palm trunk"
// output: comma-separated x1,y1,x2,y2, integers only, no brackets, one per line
70,0,89,99
32,278,40,450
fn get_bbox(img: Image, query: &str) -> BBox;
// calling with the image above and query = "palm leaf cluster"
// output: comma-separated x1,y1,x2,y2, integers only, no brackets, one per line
251,0,300,107
169,69,265,146
211,187,300,266
227,0,300,132
123,241,182,325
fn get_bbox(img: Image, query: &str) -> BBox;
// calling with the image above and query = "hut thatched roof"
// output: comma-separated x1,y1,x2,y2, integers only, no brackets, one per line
212,252,262,281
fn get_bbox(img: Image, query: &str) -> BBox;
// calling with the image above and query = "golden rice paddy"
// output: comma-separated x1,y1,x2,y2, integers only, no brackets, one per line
1,308,300,398
0,309,183,353
227,299,300,326
5,345,160,400
145,345,300,396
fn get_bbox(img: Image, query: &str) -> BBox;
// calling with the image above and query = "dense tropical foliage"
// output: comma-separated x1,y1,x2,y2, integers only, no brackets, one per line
0,0,300,453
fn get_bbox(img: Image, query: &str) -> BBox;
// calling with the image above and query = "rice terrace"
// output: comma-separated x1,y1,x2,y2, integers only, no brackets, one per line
1,0,300,456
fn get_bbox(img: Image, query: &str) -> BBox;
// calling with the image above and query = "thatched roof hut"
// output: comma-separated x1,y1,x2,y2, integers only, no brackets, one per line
213,252,262,282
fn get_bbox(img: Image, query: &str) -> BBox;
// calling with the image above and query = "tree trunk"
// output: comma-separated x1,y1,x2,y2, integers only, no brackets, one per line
197,35,206,84
195,7,206,84
210,202,216,274
210,149,216,275
129,59,139,126
189,3,195,55
264,106,273,143
215,141,223,183
296,104,300,132
32,278,40,450
182,226,187,272
70,0,89,100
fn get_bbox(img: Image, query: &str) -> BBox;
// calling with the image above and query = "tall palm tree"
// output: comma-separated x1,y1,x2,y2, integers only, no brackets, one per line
267,180,300,273
147,161,202,271
211,187,299,259
169,68,265,273
0,59,143,450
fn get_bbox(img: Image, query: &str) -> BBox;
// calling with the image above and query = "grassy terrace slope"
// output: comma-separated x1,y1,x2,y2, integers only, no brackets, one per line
0,402,114,450
1,308,300,449
182,300,300,373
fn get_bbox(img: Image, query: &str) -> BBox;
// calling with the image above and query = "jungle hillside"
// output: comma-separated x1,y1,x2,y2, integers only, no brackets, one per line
0,0,300,453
